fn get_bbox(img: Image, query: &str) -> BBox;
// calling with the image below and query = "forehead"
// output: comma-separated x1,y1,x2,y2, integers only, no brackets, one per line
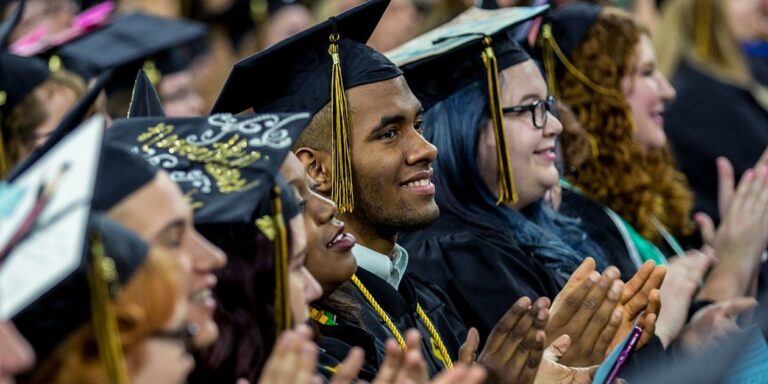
633,34,655,62
499,60,547,102
346,76,421,123
279,153,305,185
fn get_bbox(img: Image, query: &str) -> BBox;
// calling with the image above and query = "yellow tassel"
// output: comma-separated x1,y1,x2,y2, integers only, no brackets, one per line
481,36,518,205
328,33,355,214
695,0,711,59
87,233,129,384
271,186,291,332
539,24,623,99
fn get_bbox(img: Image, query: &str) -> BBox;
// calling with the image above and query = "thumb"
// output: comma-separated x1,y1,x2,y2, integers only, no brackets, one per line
458,327,480,363
544,334,571,362
694,212,716,246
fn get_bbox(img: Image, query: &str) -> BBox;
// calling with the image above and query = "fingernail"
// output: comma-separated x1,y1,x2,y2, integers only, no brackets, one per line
537,309,548,321
613,308,623,321
587,271,600,287
745,169,755,180
608,281,622,300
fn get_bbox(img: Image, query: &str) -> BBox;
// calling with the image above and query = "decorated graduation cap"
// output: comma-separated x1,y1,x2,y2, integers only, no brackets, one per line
29,12,206,84
106,111,311,331
211,0,402,213
387,5,549,205
530,2,612,99
0,0,51,174
0,114,145,382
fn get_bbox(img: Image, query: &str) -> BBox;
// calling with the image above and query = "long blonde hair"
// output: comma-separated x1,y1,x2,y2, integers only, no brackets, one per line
656,0,753,87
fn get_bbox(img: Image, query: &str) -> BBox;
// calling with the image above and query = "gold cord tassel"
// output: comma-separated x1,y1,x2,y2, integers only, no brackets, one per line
328,33,355,214
271,186,291,332
481,36,518,205
87,233,129,384
540,24,624,99
695,0,711,59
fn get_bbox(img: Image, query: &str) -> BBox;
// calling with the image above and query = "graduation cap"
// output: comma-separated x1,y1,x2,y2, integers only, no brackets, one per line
127,69,165,118
32,12,207,85
387,5,549,205
105,111,311,331
529,3,619,99
0,0,51,175
0,114,141,383
211,0,402,214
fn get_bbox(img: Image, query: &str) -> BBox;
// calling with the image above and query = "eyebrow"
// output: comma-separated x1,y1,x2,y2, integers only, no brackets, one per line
517,93,542,103
369,108,425,137
153,218,186,242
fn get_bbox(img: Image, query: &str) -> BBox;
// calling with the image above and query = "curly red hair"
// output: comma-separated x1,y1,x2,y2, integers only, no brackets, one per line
557,8,695,243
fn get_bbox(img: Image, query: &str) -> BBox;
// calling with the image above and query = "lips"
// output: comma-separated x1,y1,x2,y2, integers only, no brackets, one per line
400,170,436,195
533,146,557,161
326,225,356,251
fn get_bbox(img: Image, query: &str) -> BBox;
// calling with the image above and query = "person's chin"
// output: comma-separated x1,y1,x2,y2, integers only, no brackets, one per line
192,318,220,349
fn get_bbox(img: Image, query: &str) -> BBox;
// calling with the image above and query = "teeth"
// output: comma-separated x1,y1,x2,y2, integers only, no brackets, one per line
406,179,430,187
190,289,212,302
327,233,345,247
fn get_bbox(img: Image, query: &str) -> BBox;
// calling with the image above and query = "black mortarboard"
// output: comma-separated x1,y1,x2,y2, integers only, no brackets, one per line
106,111,311,330
37,12,207,82
127,69,165,118
211,0,401,214
92,143,158,211
0,114,141,383
387,5,549,205
531,2,607,98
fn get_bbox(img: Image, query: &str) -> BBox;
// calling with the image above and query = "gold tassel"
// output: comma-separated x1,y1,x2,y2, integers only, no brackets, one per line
328,32,355,214
695,0,711,59
481,36,518,205
271,186,291,332
539,24,624,99
87,233,129,384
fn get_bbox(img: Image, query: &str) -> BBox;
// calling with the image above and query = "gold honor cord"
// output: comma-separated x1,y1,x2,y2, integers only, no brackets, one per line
271,186,292,332
328,30,355,214
481,36,518,206
88,234,129,384
350,274,454,369
540,24,624,100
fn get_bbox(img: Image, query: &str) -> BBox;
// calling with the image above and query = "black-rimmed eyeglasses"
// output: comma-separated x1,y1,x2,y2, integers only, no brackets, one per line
502,96,557,129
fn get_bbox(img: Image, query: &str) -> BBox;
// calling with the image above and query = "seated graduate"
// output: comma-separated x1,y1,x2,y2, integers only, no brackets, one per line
103,98,319,382
211,0,576,380
538,2,768,313
18,9,207,119
0,0,85,176
656,0,768,225
17,216,191,384
93,143,227,351
389,4,663,366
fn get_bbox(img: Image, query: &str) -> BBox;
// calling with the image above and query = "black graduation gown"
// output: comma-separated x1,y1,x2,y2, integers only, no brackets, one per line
665,59,768,224
326,267,467,377
559,187,639,282
400,210,561,341
315,318,383,381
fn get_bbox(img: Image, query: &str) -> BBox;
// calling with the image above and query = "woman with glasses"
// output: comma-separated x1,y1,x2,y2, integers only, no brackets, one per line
388,8,657,357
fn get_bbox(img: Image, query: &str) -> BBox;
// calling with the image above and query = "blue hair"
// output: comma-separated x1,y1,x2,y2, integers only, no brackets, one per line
424,77,606,284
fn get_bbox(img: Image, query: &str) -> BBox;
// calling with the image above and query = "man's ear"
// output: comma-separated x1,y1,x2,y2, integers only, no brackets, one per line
294,147,332,194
